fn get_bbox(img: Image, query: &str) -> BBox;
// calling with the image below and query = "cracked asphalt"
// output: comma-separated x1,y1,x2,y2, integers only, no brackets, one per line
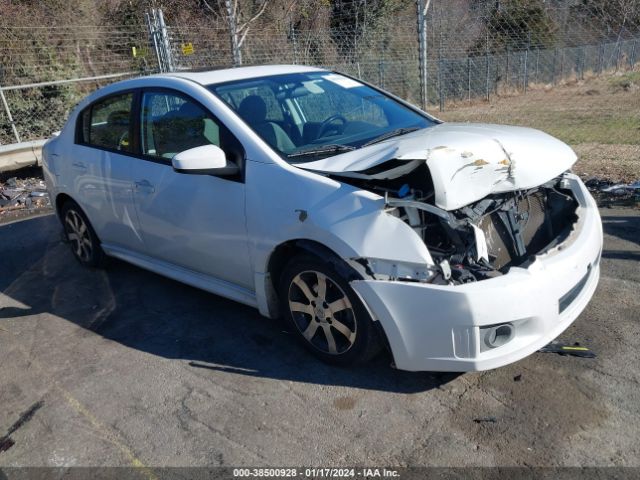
0,208,638,468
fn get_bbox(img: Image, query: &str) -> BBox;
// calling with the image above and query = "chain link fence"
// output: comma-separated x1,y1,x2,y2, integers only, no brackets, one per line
1,0,639,180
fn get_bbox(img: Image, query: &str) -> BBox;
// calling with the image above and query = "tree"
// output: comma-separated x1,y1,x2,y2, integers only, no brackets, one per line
467,0,556,54
570,0,640,39
203,0,270,65
329,0,406,56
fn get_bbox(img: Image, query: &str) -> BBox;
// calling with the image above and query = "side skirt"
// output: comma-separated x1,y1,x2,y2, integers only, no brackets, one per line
101,243,258,308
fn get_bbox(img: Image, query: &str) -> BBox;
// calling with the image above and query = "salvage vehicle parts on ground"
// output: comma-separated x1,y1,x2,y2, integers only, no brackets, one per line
42,65,602,371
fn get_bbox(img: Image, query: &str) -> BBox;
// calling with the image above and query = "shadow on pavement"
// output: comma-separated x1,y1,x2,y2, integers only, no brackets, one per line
0,215,459,393
601,214,640,246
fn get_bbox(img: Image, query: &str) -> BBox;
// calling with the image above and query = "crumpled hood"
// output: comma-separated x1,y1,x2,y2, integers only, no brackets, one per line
297,123,577,210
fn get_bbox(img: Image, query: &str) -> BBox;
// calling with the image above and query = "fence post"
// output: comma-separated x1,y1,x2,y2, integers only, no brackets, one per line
146,9,175,73
417,0,430,111
505,47,510,89
467,57,471,102
523,32,530,93
157,9,175,72
494,51,499,95
485,31,490,101
524,48,529,93
378,60,385,89
145,11,163,73
598,43,604,74
438,57,444,112
289,22,299,65
552,47,558,85
0,86,20,143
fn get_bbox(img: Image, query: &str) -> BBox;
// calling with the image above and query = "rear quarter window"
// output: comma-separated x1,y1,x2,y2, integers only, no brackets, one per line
78,93,134,152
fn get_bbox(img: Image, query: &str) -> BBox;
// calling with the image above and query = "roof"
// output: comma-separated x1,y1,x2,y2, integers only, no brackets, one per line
164,65,326,86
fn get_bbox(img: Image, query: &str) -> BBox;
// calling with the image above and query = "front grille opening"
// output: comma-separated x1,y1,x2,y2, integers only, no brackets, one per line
481,189,579,271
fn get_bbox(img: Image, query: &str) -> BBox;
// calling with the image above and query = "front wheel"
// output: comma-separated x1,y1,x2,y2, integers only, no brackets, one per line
279,255,381,366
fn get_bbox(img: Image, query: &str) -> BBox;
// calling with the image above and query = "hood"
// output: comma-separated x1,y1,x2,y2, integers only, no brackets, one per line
297,123,577,210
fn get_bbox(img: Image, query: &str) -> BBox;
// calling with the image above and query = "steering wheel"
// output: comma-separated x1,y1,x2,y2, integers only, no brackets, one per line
317,114,348,139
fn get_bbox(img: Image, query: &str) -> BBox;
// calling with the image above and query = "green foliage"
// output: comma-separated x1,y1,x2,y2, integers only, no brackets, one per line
471,0,556,54
329,0,406,56
570,0,640,38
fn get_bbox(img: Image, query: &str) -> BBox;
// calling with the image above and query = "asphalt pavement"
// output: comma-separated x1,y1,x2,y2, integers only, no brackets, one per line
0,208,638,468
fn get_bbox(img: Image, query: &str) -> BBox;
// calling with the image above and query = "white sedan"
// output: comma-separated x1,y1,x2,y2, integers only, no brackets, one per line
42,65,602,371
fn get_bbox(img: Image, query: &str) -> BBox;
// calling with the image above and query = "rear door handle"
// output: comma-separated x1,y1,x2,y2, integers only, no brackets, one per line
72,161,87,171
134,179,155,193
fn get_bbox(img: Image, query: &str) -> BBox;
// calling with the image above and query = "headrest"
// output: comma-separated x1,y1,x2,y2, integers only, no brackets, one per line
238,95,267,123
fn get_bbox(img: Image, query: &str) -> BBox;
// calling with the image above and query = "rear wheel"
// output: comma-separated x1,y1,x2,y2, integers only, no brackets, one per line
279,255,381,366
61,200,106,268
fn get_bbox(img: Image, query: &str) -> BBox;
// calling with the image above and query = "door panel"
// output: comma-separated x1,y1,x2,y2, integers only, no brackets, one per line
72,92,144,252
131,161,253,288
131,90,253,289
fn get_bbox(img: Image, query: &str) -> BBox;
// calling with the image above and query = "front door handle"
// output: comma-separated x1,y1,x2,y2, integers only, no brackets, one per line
134,179,155,194
72,161,87,171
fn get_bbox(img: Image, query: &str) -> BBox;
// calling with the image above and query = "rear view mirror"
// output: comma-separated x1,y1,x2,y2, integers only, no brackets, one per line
172,144,239,176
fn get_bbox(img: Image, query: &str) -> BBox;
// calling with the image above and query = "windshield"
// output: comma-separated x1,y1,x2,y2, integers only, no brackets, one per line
208,72,435,163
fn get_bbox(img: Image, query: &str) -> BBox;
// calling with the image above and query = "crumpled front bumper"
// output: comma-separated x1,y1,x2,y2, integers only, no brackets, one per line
351,175,602,372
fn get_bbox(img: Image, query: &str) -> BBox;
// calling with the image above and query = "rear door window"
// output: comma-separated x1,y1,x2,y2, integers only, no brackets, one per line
79,93,133,152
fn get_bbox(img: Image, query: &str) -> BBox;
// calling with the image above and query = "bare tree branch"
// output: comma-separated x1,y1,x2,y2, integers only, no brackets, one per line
202,0,221,19
237,0,269,35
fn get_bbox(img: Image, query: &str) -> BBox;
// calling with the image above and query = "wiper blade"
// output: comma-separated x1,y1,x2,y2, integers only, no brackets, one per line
362,127,421,147
287,144,355,159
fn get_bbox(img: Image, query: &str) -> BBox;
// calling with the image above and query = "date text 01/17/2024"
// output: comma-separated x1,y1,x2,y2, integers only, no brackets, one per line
232,468,400,477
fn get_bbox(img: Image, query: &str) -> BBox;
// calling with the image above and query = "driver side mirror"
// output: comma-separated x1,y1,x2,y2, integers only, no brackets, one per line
172,144,239,176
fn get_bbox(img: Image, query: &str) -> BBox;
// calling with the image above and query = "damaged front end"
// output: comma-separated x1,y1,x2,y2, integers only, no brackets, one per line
296,123,584,286
325,162,580,286
383,173,579,284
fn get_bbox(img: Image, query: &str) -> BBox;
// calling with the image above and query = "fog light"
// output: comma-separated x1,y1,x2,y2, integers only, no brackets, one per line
480,323,515,352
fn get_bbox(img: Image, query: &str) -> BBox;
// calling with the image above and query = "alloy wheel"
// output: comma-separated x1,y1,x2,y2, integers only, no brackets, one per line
65,209,93,263
288,270,357,355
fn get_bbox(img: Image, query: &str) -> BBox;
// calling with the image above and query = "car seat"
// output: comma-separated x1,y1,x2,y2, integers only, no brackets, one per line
237,95,295,153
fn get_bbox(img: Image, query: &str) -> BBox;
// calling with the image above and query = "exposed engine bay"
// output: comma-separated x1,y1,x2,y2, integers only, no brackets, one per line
332,163,579,285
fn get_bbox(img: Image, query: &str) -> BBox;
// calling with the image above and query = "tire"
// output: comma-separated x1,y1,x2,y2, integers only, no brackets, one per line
60,200,106,268
279,254,382,366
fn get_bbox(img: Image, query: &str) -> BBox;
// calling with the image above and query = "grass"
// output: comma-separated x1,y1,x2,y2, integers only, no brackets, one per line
437,71,640,182
609,71,640,91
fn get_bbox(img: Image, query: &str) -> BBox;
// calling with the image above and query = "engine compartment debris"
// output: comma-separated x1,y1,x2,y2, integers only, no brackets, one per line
341,162,580,285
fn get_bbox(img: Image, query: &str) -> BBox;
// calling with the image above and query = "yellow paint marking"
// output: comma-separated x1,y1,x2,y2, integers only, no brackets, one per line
9,339,157,480
561,346,589,351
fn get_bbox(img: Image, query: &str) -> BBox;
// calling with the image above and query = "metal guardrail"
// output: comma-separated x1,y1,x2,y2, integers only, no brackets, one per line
0,140,47,173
